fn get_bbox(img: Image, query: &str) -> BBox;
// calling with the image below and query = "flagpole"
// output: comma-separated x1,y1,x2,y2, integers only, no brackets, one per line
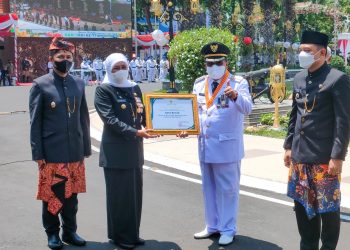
134,0,138,57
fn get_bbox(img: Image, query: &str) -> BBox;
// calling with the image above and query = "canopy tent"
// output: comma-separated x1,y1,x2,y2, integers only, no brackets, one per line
338,33,350,65
0,13,18,33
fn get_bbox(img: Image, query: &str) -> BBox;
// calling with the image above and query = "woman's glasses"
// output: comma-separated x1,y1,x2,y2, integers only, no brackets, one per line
206,61,224,67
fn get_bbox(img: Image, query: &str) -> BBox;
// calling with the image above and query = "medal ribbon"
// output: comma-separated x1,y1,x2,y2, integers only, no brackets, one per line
205,70,230,108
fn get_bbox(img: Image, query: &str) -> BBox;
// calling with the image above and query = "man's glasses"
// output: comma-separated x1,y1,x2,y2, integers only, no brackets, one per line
206,61,224,67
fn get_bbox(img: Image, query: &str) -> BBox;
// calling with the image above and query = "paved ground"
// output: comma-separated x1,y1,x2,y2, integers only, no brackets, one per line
1,85,350,250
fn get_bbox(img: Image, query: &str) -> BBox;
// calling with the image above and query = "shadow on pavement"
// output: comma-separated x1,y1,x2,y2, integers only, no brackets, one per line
63,240,182,250
341,212,350,223
207,235,283,250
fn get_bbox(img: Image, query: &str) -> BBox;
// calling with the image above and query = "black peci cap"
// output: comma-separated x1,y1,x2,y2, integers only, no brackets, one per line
201,42,230,62
300,30,329,48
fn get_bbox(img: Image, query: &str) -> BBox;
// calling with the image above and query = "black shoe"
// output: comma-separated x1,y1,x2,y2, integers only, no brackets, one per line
116,242,136,249
62,232,86,246
136,238,145,245
47,234,63,250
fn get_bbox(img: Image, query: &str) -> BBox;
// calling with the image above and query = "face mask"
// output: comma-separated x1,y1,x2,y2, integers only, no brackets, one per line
206,65,226,80
298,50,321,69
110,70,128,83
54,60,73,73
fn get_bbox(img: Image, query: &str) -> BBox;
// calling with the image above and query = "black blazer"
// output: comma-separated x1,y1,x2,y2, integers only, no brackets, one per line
94,84,146,169
284,63,350,164
29,72,91,163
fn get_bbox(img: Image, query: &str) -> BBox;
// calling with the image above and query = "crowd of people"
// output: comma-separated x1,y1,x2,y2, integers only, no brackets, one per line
18,29,350,250
62,55,170,86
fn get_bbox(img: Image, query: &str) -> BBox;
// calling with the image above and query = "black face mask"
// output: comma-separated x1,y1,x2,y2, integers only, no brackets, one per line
54,60,73,73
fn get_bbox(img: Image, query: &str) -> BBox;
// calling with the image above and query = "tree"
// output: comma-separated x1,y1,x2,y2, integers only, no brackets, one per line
167,28,237,92
136,0,154,33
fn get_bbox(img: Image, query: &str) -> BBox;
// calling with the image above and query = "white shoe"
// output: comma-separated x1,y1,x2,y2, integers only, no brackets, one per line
218,234,235,246
194,229,217,239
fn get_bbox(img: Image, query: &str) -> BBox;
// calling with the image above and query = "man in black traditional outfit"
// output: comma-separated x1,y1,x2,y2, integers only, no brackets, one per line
284,30,350,250
29,37,91,249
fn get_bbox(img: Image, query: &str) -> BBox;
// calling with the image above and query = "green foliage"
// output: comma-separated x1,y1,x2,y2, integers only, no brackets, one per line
331,55,345,72
345,65,350,75
260,113,274,126
244,128,287,139
167,28,237,92
260,112,290,127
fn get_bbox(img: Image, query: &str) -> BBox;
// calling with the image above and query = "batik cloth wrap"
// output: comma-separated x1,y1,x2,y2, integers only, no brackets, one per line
287,163,341,219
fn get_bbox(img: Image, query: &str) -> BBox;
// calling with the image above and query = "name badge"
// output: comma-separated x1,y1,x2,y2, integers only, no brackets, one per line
217,94,229,109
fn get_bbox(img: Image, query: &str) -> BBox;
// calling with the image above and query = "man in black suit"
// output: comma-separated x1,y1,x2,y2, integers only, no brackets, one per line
284,30,350,250
29,37,91,250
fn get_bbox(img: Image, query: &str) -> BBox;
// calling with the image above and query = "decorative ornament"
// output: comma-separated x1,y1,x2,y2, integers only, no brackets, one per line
248,15,254,25
150,0,162,17
231,14,238,25
190,0,200,14
285,20,292,30
252,3,264,23
233,35,239,44
51,102,56,109
243,37,252,45
295,23,301,33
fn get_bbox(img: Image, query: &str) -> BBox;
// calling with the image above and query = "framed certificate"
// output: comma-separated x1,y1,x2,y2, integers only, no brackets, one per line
144,94,200,135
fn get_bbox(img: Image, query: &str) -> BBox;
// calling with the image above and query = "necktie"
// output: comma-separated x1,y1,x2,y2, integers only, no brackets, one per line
212,81,218,93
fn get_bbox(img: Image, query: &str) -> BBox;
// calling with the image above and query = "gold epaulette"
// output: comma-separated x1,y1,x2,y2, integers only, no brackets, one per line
194,75,206,85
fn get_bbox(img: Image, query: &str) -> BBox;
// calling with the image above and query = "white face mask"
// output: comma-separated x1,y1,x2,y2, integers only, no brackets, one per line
206,65,226,80
298,50,321,69
110,70,129,83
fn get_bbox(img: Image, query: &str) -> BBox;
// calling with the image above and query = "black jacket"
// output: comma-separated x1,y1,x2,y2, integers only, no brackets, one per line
284,63,350,164
29,71,91,163
94,84,146,169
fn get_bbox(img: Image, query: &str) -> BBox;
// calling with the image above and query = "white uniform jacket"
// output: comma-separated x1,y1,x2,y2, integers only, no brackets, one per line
193,74,252,163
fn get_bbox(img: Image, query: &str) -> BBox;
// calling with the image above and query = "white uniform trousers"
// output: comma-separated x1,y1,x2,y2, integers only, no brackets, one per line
131,68,137,81
135,68,142,82
148,68,155,82
200,161,241,236
159,69,168,81
95,70,104,83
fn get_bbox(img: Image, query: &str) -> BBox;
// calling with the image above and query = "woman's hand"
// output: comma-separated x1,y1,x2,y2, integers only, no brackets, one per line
176,131,189,138
136,128,160,139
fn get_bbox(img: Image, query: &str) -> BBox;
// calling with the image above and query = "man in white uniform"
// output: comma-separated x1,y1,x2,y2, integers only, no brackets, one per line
129,57,137,81
93,57,104,85
159,56,169,81
47,61,54,73
135,57,142,83
142,58,147,81
80,58,93,85
146,56,156,82
182,42,252,246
